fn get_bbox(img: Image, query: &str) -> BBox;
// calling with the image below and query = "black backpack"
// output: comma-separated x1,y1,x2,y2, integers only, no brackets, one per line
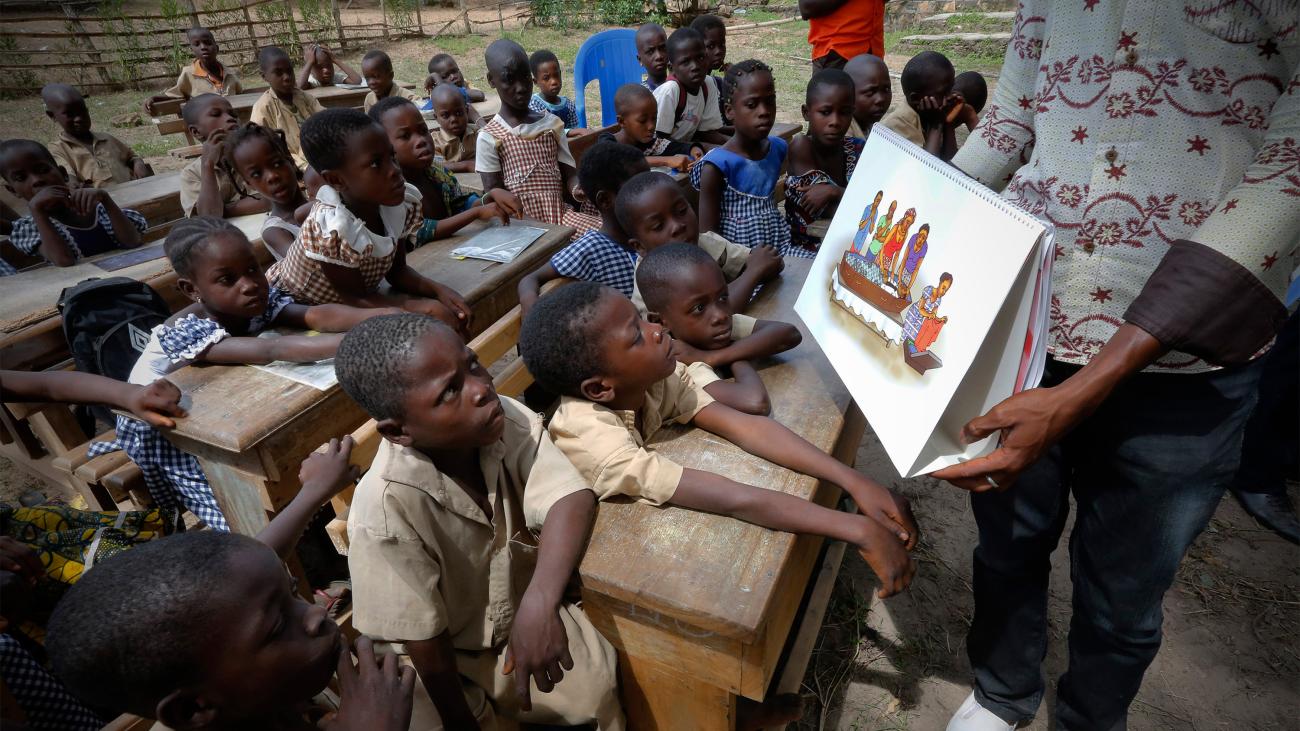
57,277,169,423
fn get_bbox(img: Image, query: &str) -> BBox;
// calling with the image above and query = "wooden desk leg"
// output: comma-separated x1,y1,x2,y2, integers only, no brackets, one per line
618,652,737,731
197,458,273,535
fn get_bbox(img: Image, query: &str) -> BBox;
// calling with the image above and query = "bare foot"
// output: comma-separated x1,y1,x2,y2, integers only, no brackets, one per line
736,693,805,730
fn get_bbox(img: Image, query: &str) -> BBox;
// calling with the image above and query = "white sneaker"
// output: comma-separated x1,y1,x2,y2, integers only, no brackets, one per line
946,692,1016,731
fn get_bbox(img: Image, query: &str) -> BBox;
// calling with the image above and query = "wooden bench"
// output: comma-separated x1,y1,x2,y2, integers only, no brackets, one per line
106,172,184,227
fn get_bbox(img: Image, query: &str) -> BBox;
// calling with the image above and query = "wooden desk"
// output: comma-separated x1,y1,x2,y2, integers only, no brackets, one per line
578,257,865,730
107,172,183,227
159,220,573,535
771,121,802,142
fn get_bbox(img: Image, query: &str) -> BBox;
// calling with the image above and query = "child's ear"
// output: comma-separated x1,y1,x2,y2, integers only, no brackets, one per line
376,418,413,448
176,277,201,304
319,168,346,192
187,125,203,142
44,109,54,122
594,189,615,213
628,237,648,257
801,103,810,122
156,688,217,731
579,375,617,404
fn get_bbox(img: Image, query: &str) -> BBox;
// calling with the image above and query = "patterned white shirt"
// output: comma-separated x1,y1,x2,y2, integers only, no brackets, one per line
953,0,1299,373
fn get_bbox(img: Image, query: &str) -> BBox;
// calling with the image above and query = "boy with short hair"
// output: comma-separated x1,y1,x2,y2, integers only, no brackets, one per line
843,53,892,139
362,49,422,112
653,28,730,146
952,70,988,131
337,313,625,730
44,83,152,188
45,439,417,731
690,13,733,124
423,52,486,123
600,84,702,171
2,139,145,267
180,94,269,217
528,49,582,132
300,42,362,88
880,50,960,160
144,26,244,115
427,84,481,173
635,23,669,91
637,242,802,415
251,46,327,169
520,283,919,597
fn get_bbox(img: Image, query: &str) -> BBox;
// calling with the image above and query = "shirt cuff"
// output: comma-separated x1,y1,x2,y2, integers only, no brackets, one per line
1123,239,1286,367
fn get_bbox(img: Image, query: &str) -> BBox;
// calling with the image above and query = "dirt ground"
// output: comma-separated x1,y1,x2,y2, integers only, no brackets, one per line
2,4,1297,729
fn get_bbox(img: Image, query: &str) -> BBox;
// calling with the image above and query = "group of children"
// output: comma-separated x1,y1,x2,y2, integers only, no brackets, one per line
0,15,994,730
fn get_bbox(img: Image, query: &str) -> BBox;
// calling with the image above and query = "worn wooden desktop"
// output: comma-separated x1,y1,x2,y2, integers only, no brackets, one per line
578,257,866,730
106,172,184,227
157,220,572,535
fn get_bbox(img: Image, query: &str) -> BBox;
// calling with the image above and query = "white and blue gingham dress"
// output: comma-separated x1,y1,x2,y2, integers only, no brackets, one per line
691,137,792,255
88,289,295,531
0,634,103,730
549,229,638,298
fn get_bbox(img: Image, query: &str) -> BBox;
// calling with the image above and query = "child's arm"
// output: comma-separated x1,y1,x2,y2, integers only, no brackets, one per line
646,154,694,172
298,45,317,89
559,163,584,206
27,186,80,266
385,246,473,330
194,132,230,218
200,332,344,365
223,196,270,218
504,489,596,709
1,371,185,428
255,436,358,560
518,262,563,315
315,261,464,332
274,302,402,332
696,162,725,234
726,244,783,308
694,129,731,145
406,633,482,729
330,54,363,85
131,156,153,180
702,360,771,416
428,199,506,241
73,188,142,248
444,158,476,173
691,402,918,548
672,318,802,369
261,227,295,260
324,636,416,731
464,86,486,103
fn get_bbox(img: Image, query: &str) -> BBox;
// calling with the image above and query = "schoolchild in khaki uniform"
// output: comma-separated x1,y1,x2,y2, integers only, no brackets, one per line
251,46,326,170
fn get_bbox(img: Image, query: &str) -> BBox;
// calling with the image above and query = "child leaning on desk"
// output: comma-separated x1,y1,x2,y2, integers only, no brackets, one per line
90,216,398,533
1,139,145,267
521,282,919,597
336,313,624,731
267,108,473,335
44,83,153,189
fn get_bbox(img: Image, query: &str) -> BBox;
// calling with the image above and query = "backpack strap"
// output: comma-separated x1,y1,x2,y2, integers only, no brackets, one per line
668,77,708,129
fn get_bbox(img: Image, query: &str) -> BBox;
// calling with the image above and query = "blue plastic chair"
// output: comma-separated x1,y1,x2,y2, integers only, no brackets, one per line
572,28,646,128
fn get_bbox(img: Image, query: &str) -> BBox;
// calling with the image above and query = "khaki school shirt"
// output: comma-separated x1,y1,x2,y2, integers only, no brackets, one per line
682,313,759,388
49,131,138,188
632,230,753,315
163,60,243,98
347,396,591,651
879,104,924,147
549,362,715,506
250,89,325,169
362,83,423,112
431,119,482,164
179,157,242,216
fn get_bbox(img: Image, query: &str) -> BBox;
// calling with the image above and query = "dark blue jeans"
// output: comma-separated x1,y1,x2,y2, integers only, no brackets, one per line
967,357,1263,730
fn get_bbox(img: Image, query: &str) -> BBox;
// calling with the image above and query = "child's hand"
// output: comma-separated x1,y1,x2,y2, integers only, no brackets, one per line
668,337,712,366
201,129,228,170
801,183,840,219
846,475,918,549
322,636,416,731
476,201,509,226
565,128,588,138
69,187,108,217
29,185,71,215
430,282,472,330
747,243,785,283
503,591,572,711
0,537,41,583
406,297,468,336
853,514,917,598
485,188,523,219
424,73,437,93
664,154,693,172
299,436,360,507
690,145,706,160
127,378,187,428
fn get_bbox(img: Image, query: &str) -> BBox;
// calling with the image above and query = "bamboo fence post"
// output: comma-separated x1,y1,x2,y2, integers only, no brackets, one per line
331,0,345,49
285,0,300,48
184,0,201,27
61,6,116,90
414,0,423,35
460,0,472,34
498,1,505,33
381,0,388,40
240,1,259,52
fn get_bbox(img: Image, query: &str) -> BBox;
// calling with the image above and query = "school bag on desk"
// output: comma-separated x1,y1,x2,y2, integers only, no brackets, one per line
57,277,170,425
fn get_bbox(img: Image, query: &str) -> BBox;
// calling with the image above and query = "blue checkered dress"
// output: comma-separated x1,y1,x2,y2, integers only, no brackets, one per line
88,289,295,532
529,93,580,129
0,256,15,276
0,633,103,730
10,204,147,261
691,138,792,255
549,230,638,298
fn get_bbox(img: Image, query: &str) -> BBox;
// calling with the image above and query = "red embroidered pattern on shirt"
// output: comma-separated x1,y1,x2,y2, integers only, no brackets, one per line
1010,3,1047,60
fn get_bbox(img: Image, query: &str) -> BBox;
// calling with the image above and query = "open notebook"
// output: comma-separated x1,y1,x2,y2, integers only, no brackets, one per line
795,126,1054,478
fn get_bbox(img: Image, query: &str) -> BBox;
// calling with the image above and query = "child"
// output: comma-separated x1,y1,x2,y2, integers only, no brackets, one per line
653,28,729,146
477,39,601,237
635,23,669,91
300,43,362,88
615,169,783,311
952,70,988,131
1,370,183,428
336,313,624,730
843,53,892,140
369,96,521,245
2,139,145,267
180,94,268,218
46,444,417,731
880,50,960,160
225,122,309,261
250,46,326,170
423,52,486,123
600,84,701,172
517,141,649,312
361,49,421,112
692,60,791,254
267,108,471,331
427,84,481,173
520,283,918,597
785,69,864,255
144,26,244,115
636,243,801,415
528,49,583,133
44,83,152,188
689,13,733,124
88,216,395,532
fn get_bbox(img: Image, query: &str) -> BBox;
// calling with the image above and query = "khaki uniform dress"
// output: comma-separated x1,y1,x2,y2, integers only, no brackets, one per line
250,88,326,169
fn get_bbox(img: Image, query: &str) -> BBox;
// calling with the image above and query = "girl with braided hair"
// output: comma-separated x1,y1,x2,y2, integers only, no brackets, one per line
224,122,310,261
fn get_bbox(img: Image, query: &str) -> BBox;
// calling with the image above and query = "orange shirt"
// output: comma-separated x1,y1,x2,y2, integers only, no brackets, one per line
807,0,884,60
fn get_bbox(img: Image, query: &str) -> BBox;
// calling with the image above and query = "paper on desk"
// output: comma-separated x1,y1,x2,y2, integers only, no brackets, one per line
450,224,547,264
251,331,337,390
93,244,166,272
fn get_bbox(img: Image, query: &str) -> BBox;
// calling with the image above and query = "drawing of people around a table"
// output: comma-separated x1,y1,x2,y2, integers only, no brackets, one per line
901,272,952,374
893,223,929,300
866,200,898,261
851,190,885,254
